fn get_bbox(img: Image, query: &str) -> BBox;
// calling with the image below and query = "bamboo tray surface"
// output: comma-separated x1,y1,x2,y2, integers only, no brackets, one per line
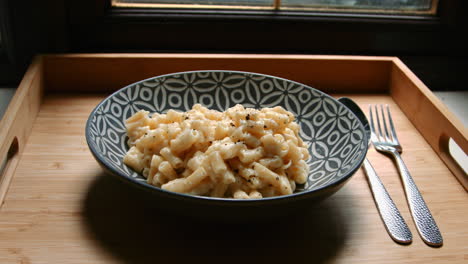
0,54,467,264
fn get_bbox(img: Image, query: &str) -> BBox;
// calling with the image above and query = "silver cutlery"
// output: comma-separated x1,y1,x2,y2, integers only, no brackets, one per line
369,104,443,247
339,98,412,244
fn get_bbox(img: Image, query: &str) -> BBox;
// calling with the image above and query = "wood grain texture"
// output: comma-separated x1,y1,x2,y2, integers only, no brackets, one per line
42,54,393,94
39,54,467,190
390,59,468,190
1,54,467,263
0,94,467,264
0,57,43,206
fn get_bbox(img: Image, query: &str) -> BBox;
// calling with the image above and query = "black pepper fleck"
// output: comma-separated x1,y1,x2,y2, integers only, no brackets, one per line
246,114,250,120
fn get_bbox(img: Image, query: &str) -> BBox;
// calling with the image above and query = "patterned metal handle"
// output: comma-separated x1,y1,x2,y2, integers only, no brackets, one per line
391,151,443,246
363,158,412,244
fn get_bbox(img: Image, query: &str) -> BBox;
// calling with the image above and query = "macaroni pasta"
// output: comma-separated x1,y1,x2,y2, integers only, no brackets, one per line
123,104,310,199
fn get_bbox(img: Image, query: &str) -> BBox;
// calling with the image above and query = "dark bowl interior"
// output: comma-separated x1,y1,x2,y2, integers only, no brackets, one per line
85,70,368,219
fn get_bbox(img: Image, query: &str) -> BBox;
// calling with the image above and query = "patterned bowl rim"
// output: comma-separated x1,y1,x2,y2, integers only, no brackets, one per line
85,70,368,203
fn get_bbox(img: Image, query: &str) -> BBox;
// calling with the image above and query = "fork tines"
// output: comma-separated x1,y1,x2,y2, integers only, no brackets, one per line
369,104,401,149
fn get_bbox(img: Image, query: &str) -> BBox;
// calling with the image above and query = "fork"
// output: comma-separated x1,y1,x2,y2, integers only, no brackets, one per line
369,104,443,247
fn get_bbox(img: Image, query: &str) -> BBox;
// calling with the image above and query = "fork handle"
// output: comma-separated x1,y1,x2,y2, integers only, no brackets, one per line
363,158,412,244
390,150,443,246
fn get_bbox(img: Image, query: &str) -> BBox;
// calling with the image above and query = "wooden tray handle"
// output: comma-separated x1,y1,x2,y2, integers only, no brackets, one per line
391,59,468,191
0,58,44,207
439,133,468,189
0,138,20,206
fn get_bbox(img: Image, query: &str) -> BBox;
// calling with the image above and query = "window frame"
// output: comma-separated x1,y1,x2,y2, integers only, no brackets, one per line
1,0,467,90
65,0,461,55
111,0,440,15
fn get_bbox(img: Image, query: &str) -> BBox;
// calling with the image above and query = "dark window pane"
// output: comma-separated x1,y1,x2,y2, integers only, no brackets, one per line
282,0,435,13
114,0,273,7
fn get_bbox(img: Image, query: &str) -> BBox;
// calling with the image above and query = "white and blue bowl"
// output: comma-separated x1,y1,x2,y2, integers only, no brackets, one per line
85,71,367,219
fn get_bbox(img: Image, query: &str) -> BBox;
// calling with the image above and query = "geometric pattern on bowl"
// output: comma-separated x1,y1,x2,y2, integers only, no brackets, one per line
86,70,366,193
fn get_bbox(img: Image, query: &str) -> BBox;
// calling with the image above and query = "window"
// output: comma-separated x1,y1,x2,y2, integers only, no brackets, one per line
114,0,272,9
76,0,445,56
1,0,466,90
113,0,438,14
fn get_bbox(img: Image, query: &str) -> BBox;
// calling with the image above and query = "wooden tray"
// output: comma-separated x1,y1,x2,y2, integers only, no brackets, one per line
0,54,467,264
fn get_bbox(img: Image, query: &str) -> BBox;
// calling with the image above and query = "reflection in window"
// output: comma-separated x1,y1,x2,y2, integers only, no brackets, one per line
113,0,438,14
116,0,271,6
282,0,435,13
